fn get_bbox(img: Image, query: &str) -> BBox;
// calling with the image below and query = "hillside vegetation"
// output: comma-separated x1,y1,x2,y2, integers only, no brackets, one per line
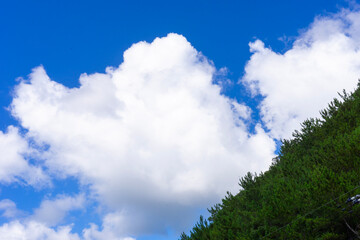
181,82,360,240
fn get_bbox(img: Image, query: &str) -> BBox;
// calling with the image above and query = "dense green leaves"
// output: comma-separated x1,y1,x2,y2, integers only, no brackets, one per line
181,82,360,240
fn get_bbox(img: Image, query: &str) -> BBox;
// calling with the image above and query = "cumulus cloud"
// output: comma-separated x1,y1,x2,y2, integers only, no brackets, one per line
0,126,49,186
0,219,136,240
82,213,136,240
31,194,85,227
10,33,275,235
242,9,360,139
0,221,80,240
5,7,360,239
0,195,135,240
0,199,24,219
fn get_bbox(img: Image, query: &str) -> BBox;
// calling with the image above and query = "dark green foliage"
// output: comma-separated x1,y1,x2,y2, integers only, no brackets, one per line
181,82,360,240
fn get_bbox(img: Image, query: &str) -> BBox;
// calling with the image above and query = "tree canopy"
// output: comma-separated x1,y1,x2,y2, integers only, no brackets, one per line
181,82,360,240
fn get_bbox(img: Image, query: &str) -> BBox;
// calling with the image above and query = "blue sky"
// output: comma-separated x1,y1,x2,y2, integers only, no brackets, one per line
1,1,360,239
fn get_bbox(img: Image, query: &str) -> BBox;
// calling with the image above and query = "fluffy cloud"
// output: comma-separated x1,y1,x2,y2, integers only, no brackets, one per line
242,9,360,139
0,199,24,219
0,221,80,240
10,33,276,235
5,7,360,239
82,213,136,240
32,194,85,227
0,195,84,227
0,195,135,240
0,126,48,186
0,219,136,240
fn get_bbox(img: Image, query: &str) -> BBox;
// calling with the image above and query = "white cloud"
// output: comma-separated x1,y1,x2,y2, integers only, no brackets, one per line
0,221,80,240
31,194,85,227
242,9,360,139
0,126,49,186
231,100,252,120
82,212,136,240
0,199,24,219
6,7,360,239
10,33,276,235
0,195,137,240
0,219,135,240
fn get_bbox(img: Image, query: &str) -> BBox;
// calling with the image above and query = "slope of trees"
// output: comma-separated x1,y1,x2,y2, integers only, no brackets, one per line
181,82,360,240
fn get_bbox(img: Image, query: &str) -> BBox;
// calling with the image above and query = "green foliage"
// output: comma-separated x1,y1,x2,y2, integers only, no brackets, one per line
181,82,360,240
